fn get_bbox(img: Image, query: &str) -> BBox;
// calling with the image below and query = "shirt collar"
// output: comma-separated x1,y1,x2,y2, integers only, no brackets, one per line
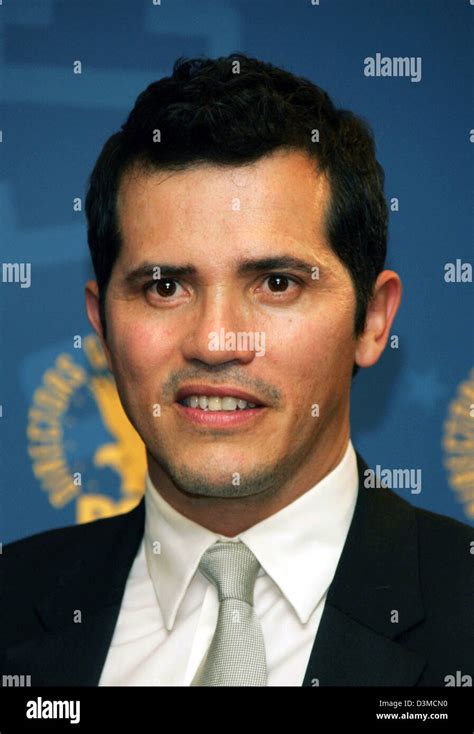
144,440,358,630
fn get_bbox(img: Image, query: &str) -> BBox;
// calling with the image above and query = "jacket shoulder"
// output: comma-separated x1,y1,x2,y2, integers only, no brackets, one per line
2,507,142,612
3,511,129,570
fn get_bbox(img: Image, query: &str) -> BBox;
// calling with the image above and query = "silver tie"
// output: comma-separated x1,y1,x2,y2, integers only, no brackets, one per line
191,541,267,687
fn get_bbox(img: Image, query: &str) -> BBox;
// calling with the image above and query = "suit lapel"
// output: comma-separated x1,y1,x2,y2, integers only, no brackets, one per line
5,606,124,686
303,452,426,686
302,604,425,686
5,498,145,685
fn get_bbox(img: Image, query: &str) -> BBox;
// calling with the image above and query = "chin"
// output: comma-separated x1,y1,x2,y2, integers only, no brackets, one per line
177,449,256,470
169,460,283,501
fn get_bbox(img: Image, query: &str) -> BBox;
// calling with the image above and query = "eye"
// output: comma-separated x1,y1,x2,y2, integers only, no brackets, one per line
146,278,185,299
261,274,299,294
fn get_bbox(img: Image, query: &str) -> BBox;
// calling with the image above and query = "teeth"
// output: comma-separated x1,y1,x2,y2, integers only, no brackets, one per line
221,397,238,411
208,397,222,412
181,395,259,411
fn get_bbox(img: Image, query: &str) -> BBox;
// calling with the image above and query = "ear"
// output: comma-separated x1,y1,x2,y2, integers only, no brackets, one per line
85,280,113,372
355,270,402,369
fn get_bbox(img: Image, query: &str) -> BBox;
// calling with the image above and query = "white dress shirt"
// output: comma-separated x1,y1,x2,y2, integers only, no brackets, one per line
99,440,358,686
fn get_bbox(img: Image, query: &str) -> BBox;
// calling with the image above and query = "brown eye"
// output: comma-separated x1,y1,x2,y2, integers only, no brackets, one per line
266,275,290,292
153,279,178,297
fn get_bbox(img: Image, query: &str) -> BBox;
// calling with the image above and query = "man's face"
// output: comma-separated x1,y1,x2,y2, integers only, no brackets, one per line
97,150,357,499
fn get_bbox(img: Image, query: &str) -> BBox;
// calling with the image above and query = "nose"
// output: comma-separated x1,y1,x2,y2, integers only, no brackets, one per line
181,286,258,367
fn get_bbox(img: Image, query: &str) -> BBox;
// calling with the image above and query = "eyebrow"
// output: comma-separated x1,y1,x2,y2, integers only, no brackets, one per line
122,255,320,286
123,263,197,286
238,256,317,276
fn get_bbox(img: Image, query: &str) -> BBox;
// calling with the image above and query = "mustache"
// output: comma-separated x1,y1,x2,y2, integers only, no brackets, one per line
161,368,282,406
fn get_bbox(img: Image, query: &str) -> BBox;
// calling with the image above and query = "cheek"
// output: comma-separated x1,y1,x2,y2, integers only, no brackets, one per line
108,316,176,385
272,310,352,359
267,307,354,391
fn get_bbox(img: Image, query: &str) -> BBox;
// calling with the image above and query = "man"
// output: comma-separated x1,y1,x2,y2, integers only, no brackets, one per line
2,54,472,687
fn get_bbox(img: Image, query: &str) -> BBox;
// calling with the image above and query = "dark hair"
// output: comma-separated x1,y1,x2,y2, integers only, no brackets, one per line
85,53,387,348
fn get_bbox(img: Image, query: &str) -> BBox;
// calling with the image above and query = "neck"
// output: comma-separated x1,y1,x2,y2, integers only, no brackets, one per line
147,427,350,536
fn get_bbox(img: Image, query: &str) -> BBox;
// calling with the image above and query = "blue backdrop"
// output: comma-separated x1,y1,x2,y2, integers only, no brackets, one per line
1,0,473,544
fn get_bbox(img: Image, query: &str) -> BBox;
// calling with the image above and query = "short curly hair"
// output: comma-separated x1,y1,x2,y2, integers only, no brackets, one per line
85,53,388,344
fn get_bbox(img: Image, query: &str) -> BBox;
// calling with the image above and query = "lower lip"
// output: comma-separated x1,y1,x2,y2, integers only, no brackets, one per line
174,402,266,426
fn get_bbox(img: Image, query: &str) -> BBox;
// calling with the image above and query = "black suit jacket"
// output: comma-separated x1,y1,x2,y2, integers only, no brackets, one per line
1,454,473,686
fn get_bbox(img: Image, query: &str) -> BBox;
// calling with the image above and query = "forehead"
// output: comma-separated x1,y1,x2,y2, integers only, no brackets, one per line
116,150,332,263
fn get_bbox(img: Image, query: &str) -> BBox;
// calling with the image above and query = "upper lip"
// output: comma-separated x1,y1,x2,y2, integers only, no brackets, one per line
175,384,266,406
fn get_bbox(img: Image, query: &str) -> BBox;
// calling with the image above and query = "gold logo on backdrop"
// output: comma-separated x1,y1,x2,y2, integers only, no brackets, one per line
27,334,146,523
443,368,474,519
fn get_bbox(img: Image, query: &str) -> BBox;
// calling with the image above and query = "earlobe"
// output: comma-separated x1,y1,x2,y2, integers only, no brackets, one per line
355,270,402,369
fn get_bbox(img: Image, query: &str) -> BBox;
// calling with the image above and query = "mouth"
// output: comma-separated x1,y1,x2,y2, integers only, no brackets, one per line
174,384,267,426
175,385,266,412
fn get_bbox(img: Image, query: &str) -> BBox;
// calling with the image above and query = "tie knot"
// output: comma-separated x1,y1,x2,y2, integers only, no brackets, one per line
198,541,260,604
